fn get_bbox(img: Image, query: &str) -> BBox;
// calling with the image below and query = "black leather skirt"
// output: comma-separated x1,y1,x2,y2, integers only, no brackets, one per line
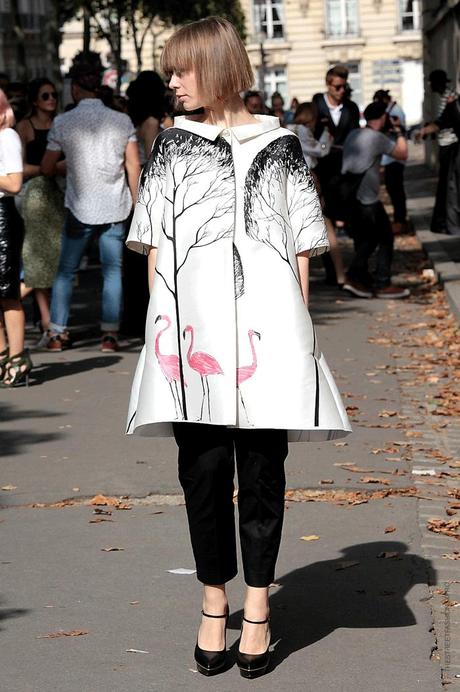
0,196,24,299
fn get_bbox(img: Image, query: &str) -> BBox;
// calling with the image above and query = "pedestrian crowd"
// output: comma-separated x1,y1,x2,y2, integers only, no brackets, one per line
0,55,454,387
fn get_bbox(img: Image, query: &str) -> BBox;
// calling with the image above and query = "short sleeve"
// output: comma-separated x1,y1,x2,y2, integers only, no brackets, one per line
126,132,166,254
378,132,397,157
285,135,329,256
1,129,23,174
46,117,63,152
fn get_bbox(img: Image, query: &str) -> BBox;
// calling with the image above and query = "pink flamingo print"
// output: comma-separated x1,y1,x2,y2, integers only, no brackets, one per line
155,315,183,419
237,330,261,423
183,325,223,421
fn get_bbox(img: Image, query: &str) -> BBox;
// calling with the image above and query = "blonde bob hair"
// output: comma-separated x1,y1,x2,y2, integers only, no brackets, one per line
0,89,15,130
161,17,253,103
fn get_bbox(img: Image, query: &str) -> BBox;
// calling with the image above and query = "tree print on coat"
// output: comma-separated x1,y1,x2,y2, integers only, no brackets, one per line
183,325,224,421
135,135,166,251
244,135,326,284
237,329,261,424
233,243,245,299
139,130,235,420
154,314,184,419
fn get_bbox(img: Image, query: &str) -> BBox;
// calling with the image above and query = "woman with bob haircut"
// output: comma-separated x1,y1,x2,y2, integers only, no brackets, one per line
125,16,351,678
0,88,31,387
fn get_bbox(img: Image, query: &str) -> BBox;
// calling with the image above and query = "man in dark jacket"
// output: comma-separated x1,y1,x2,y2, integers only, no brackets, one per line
313,64,360,283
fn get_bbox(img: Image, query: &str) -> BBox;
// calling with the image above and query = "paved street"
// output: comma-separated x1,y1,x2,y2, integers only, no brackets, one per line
1,155,459,691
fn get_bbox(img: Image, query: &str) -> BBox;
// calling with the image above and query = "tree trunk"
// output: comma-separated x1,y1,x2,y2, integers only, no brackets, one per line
83,7,91,54
10,0,27,81
43,0,62,89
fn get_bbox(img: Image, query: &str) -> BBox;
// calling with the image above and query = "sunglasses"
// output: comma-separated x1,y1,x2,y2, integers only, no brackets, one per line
40,91,57,101
331,84,346,91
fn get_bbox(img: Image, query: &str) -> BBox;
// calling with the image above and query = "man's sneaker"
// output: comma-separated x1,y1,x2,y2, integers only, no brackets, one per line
342,280,373,299
101,334,119,352
375,285,410,299
46,331,71,351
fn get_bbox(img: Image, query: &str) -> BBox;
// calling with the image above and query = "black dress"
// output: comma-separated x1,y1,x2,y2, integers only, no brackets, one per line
0,195,24,299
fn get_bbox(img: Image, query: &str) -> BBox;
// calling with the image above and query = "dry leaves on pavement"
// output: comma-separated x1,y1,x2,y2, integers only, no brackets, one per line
426,518,460,540
37,630,88,639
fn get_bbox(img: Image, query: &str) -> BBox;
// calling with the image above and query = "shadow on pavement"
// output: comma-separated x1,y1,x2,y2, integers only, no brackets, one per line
0,596,29,632
30,355,123,385
0,403,63,461
229,541,435,673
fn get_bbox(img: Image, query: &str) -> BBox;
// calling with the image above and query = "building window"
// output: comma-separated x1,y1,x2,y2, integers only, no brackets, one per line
263,66,288,101
399,0,421,31
345,61,362,110
325,0,359,38
253,0,284,40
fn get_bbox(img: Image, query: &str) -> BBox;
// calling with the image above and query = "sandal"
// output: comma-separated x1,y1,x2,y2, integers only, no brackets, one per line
0,348,9,379
0,349,33,388
236,614,271,679
194,606,229,676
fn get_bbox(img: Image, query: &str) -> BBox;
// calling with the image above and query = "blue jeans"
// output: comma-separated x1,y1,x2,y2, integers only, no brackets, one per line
49,219,125,334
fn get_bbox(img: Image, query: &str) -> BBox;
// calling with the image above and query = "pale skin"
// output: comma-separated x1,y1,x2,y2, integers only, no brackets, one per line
0,171,25,358
146,69,314,656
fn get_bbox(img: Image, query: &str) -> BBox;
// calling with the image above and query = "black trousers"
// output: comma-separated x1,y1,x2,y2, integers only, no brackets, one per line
431,143,457,233
173,423,288,587
384,162,407,223
348,201,394,289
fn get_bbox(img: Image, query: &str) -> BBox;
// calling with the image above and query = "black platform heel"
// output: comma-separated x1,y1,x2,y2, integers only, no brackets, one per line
0,349,32,388
236,614,271,679
194,607,229,676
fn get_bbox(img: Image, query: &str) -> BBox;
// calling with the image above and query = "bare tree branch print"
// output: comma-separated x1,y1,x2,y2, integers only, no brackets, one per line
244,135,327,282
147,130,235,420
134,134,167,252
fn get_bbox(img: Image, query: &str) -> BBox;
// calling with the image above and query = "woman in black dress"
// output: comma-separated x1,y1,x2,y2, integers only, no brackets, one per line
0,88,31,386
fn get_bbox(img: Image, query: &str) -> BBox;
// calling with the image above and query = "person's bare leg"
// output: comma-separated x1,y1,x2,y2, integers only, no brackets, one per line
35,288,51,330
325,217,346,285
20,283,34,300
2,300,25,356
198,584,228,651
0,316,7,352
239,585,271,655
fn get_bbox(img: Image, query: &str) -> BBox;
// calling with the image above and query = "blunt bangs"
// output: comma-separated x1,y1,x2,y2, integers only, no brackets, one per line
161,17,254,102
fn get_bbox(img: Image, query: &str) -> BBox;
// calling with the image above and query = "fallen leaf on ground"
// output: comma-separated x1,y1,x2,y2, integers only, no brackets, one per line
300,535,320,541
412,469,436,476
446,509,458,517
1,484,17,491
130,601,140,605
167,568,196,575
320,479,334,484
335,560,360,570
89,518,114,523
101,547,124,552
37,630,88,639
90,494,122,507
384,526,396,533
93,508,112,515
442,552,460,560
379,410,398,417
433,587,447,595
377,551,400,559
334,442,348,447
426,518,460,540
359,476,391,485
441,599,460,607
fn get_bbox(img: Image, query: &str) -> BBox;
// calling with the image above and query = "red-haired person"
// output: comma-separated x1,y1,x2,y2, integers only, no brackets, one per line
0,89,32,386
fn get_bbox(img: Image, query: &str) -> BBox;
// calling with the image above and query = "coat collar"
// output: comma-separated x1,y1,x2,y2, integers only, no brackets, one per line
173,114,281,142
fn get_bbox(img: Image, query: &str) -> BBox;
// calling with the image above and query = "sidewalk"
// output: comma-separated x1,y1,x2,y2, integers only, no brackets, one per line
405,144,460,321
1,165,459,690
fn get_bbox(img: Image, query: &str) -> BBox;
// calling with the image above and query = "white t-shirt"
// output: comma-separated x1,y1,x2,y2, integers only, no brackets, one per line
0,128,23,199
0,127,23,198
323,94,343,127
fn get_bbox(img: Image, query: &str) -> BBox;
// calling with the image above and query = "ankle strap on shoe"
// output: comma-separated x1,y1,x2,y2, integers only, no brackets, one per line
201,609,228,619
243,615,270,625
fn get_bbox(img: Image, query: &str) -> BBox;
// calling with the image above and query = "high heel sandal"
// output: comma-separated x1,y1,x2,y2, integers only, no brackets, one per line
0,348,9,379
236,614,271,679
0,349,33,388
194,606,229,676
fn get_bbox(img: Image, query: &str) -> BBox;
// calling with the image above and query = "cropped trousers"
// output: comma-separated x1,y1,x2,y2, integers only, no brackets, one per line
173,423,288,588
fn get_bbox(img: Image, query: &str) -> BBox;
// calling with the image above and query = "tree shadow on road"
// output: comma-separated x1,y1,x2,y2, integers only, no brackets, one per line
30,355,123,385
0,596,29,632
229,541,435,673
0,403,63,461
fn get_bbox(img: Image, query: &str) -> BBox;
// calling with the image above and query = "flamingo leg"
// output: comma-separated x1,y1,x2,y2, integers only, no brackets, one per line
199,376,205,421
206,377,211,421
239,388,250,425
173,380,183,418
168,381,179,419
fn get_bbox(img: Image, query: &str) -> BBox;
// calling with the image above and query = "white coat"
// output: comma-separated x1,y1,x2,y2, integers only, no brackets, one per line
126,115,351,442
